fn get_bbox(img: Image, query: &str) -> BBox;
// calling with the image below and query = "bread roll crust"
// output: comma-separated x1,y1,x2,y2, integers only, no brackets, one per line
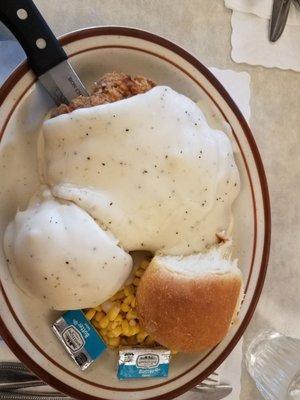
137,259,242,352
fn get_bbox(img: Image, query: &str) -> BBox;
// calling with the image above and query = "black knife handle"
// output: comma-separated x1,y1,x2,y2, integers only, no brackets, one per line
0,0,67,76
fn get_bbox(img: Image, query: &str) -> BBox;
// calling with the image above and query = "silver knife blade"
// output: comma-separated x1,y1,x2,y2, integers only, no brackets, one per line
269,0,292,42
39,60,89,105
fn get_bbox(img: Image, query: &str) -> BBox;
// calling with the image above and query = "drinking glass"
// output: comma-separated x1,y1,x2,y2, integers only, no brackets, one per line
245,330,300,400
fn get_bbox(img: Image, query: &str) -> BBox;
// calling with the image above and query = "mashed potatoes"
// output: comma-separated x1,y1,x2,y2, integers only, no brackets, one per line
4,189,132,309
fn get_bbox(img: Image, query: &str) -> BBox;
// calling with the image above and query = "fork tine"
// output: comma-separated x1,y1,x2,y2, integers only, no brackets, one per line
202,377,219,383
200,370,220,386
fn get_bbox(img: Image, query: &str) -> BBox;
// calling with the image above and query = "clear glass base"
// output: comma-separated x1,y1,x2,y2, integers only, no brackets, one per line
245,330,300,400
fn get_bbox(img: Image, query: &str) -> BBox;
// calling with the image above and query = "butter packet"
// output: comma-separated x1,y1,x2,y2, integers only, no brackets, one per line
117,348,171,379
52,309,106,370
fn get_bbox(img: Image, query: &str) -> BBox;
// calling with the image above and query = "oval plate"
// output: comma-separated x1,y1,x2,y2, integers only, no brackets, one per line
0,27,270,400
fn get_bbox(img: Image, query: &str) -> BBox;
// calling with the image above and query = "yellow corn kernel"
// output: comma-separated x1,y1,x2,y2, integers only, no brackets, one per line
115,314,123,323
128,324,140,336
129,319,137,327
126,310,138,320
133,277,140,286
99,315,109,329
112,326,122,337
124,294,135,305
85,309,96,320
137,331,148,343
107,321,116,331
94,305,102,311
92,320,100,329
111,290,125,301
107,304,121,321
131,297,136,308
121,320,131,336
135,268,144,278
133,324,140,334
140,260,149,270
108,337,120,347
121,302,131,313
124,285,135,296
94,311,106,322
107,326,122,338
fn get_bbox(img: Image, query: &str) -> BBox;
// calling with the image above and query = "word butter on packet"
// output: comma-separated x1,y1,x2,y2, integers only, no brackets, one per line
118,348,171,380
52,310,106,370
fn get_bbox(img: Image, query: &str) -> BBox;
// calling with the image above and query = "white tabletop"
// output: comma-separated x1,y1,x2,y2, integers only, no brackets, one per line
1,1,300,399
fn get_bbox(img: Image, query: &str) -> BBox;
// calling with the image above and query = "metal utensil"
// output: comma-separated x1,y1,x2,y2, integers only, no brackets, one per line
197,371,220,386
192,371,233,399
0,380,47,391
192,386,233,400
0,363,67,398
269,0,292,42
0,391,68,400
0,385,232,400
0,363,232,399
0,0,88,104
0,362,46,391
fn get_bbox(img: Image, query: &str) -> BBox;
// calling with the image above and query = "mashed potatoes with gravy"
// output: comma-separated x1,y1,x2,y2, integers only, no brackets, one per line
4,189,132,310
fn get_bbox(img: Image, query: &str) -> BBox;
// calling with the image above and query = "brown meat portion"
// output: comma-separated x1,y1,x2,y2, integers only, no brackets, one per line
51,72,156,117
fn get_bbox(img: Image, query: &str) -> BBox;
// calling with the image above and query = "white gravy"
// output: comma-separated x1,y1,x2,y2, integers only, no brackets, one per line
41,86,240,255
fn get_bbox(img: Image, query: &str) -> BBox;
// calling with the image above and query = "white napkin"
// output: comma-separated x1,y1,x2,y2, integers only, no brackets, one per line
209,67,251,122
0,67,250,399
225,0,300,71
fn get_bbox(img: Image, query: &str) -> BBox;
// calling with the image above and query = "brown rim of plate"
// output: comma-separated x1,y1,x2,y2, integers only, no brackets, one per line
0,42,246,393
0,26,271,400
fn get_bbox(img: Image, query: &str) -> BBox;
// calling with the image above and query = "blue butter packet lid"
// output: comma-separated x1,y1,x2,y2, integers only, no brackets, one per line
118,348,171,380
53,309,106,370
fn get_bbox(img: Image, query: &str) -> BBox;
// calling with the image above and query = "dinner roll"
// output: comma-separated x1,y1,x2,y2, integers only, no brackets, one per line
136,244,243,352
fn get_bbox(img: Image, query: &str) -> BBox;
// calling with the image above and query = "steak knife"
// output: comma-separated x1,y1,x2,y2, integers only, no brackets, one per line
0,0,88,105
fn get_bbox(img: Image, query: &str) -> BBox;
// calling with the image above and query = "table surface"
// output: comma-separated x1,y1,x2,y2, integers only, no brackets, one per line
1,1,300,399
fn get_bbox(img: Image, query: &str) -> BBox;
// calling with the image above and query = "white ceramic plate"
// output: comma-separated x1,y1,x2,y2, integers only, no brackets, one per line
0,27,270,400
